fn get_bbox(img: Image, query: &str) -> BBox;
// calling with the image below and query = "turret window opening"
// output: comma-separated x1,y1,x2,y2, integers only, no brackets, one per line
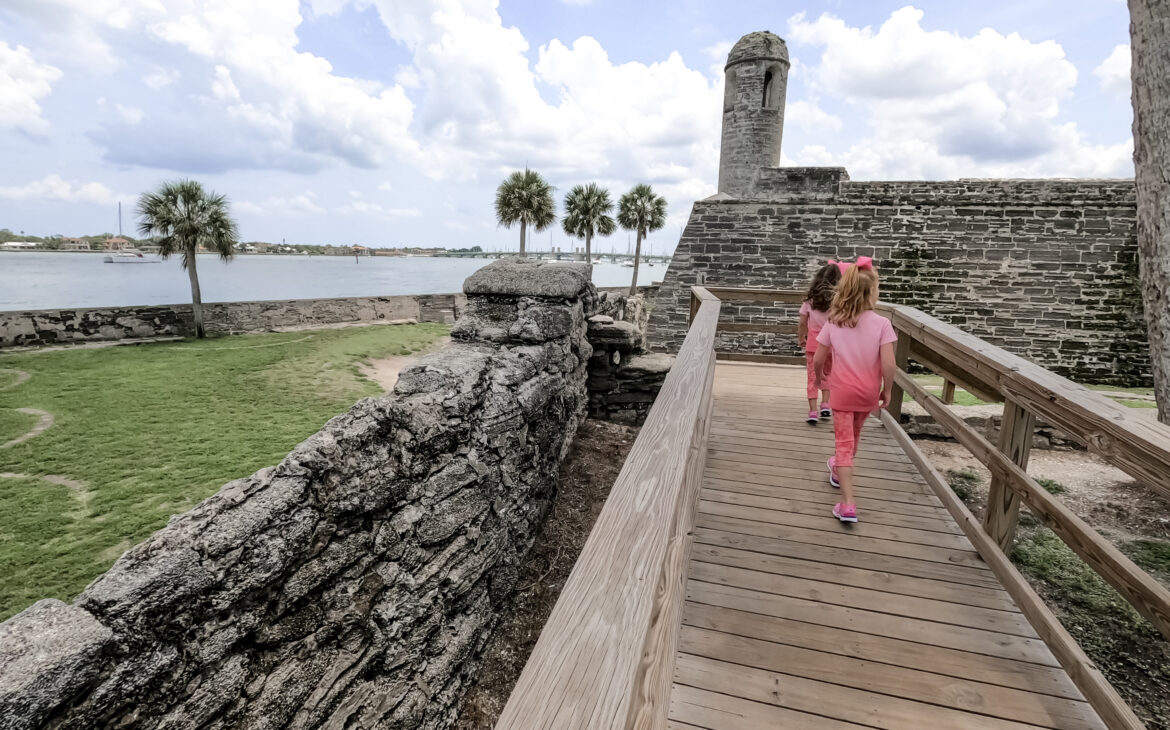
762,70,773,108
724,69,737,111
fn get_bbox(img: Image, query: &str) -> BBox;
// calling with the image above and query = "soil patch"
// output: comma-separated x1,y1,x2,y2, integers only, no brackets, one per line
455,418,639,728
358,336,450,391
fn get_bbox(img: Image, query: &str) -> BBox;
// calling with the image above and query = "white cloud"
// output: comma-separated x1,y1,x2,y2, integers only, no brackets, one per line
337,200,422,217
786,100,843,133
236,192,324,215
142,66,181,90
787,6,1132,178
1094,44,1130,97
115,103,144,124
0,174,124,204
0,42,63,135
359,0,722,211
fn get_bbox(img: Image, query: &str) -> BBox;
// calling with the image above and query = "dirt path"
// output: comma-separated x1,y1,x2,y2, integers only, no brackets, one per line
0,472,87,491
0,369,31,390
1,407,53,449
358,337,450,391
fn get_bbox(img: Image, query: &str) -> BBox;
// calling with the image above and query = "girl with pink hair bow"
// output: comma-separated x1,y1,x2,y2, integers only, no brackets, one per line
812,256,897,523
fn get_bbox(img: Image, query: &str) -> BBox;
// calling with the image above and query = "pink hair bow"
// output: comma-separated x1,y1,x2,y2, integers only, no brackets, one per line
856,256,874,270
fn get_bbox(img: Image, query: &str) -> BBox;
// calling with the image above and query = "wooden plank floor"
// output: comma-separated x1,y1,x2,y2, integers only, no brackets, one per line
668,363,1107,730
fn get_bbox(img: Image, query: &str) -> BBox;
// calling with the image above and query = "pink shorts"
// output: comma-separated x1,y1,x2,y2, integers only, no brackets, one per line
805,350,832,401
832,410,870,467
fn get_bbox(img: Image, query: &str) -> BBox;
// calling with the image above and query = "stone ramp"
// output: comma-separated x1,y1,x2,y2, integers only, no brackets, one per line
667,363,1107,729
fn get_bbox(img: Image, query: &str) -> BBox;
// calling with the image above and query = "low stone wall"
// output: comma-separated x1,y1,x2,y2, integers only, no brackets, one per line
0,259,594,729
586,289,673,425
0,293,466,348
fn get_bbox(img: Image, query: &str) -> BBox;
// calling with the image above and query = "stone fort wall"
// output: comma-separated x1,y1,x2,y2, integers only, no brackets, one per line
0,260,594,730
648,172,1149,386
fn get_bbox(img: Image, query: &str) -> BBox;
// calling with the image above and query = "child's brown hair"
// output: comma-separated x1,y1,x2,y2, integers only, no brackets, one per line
829,259,879,327
804,262,842,312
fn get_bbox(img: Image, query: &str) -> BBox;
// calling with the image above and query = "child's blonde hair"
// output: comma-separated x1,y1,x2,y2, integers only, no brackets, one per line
829,261,879,327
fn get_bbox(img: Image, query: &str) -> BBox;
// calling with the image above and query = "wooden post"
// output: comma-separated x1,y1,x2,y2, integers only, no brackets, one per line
689,289,699,325
886,331,911,423
941,379,956,405
983,398,1036,551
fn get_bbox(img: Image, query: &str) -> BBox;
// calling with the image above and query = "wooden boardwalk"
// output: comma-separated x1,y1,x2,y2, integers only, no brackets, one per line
667,362,1107,730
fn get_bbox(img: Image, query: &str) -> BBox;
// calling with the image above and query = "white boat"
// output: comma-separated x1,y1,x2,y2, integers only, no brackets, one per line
103,249,159,264
592,257,602,264
621,259,635,268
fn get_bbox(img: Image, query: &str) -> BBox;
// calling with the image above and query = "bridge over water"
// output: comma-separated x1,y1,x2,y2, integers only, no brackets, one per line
497,287,1170,729
434,250,673,264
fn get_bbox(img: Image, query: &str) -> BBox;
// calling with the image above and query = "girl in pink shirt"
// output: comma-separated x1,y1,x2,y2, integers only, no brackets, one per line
813,258,898,523
797,262,843,424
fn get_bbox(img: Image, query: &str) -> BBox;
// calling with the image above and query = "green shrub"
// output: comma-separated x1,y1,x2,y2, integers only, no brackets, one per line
945,467,981,503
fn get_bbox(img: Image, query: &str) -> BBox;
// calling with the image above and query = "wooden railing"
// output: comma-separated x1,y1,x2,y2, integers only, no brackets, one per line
877,301,1170,730
499,286,1170,729
695,286,806,366
496,286,721,729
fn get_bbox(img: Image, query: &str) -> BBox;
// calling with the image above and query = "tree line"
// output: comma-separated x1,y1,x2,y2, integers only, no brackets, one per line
493,169,666,295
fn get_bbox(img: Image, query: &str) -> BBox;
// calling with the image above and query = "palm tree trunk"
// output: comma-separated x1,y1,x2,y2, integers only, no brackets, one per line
629,229,643,296
186,244,206,338
520,220,527,258
585,231,592,261
1131,0,1170,423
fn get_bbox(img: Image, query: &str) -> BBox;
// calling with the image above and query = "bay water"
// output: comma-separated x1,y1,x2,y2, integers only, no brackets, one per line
0,252,667,311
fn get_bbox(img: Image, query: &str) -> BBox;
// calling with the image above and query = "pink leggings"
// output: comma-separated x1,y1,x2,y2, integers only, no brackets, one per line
805,350,832,400
832,410,870,467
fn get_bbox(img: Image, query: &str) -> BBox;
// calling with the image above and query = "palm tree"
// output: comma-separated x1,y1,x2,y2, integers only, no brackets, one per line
136,180,239,338
494,169,555,258
562,183,616,261
617,184,667,295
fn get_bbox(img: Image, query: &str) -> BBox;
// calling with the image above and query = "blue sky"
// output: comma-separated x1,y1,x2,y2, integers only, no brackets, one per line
0,1,1134,253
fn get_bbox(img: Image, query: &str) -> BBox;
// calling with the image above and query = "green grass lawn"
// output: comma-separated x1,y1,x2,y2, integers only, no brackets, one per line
0,323,448,620
0,407,36,444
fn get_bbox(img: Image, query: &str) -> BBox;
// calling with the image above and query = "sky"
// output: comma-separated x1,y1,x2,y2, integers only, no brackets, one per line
0,0,1136,254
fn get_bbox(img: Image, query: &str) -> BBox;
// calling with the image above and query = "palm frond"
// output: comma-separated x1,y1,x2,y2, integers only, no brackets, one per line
494,169,557,231
562,182,616,242
135,179,239,268
617,183,669,236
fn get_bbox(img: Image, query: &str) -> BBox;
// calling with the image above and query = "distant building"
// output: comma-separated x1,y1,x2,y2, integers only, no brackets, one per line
0,241,38,250
103,236,132,251
60,237,90,251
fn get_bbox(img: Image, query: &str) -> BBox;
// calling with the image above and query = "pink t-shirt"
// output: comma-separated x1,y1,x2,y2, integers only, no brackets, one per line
816,310,898,412
799,300,831,352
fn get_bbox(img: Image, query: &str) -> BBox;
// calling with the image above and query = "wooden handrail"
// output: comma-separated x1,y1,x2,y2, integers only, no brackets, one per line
497,286,721,729
897,372,1170,641
885,302,1170,499
881,410,1146,730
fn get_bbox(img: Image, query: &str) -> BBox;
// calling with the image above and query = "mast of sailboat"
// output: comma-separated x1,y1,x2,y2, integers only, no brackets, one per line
117,202,122,237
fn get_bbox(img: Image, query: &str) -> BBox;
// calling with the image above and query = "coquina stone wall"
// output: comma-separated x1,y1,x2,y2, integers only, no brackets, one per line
649,172,1149,385
0,293,466,349
0,259,594,730
585,289,673,425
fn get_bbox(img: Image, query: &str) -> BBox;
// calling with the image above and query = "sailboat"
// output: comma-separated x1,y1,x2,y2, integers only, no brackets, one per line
103,202,159,264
